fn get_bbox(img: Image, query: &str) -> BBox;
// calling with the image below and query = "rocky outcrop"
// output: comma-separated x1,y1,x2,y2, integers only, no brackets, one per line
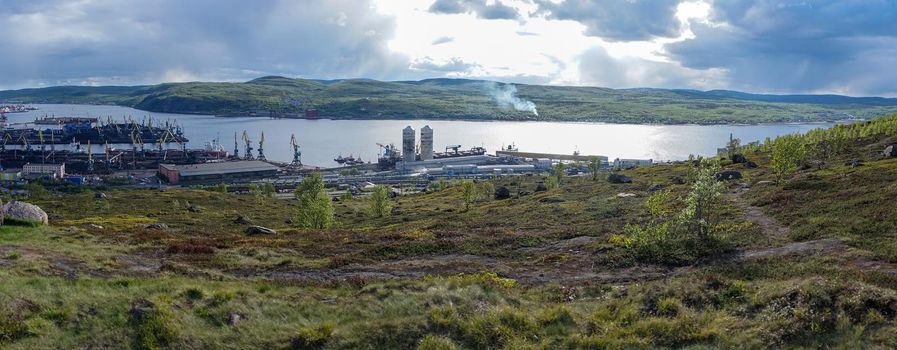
245,226,276,235
2,201,48,226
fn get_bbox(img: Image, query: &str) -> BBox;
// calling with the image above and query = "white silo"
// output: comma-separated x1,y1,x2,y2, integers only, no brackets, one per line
420,125,434,160
402,126,416,161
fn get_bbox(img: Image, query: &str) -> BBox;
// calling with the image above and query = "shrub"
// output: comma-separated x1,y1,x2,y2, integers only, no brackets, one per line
418,334,460,350
291,323,333,349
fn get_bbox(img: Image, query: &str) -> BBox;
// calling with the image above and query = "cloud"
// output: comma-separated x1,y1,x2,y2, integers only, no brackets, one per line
535,0,683,41
431,36,455,45
428,0,521,20
410,57,482,73
578,46,724,89
665,0,897,95
0,0,419,88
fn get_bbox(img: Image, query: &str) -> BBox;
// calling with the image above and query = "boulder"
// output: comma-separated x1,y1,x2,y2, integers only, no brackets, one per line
2,201,48,226
744,161,758,169
234,215,253,224
535,182,548,192
849,160,864,168
607,173,632,184
187,205,202,213
518,191,531,196
95,192,107,199
87,223,104,230
617,193,637,198
144,223,169,230
670,176,685,185
731,154,748,164
245,226,276,235
715,169,743,181
883,145,897,157
494,186,511,200
647,183,665,192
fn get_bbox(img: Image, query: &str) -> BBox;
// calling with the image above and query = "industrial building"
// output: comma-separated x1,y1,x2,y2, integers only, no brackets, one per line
402,126,416,160
159,161,279,185
420,125,434,160
612,158,653,169
22,163,65,179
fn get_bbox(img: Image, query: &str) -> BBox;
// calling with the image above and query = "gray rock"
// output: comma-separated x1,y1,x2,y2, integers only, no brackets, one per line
2,201,48,226
715,169,743,181
883,145,897,157
144,223,169,230
647,183,665,192
744,161,758,169
187,205,202,213
87,223,104,230
607,173,632,184
245,226,276,235
234,215,252,224
731,154,748,164
95,192,107,199
617,193,637,198
535,183,548,192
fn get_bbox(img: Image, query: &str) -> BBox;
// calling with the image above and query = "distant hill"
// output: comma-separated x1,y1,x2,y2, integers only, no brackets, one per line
2,76,897,124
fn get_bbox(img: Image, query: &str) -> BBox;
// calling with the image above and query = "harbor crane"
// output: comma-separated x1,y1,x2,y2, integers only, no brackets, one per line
242,130,254,160
233,132,239,159
257,131,266,161
86,140,94,173
290,133,302,165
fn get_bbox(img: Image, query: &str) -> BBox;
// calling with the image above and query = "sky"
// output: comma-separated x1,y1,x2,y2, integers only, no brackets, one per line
2,0,897,96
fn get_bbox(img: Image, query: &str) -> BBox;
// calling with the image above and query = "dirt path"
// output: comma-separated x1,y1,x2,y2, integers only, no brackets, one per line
727,187,790,242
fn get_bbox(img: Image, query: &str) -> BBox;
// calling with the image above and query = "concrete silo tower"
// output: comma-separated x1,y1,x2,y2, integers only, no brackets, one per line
420,125,434,160
402,126,416,161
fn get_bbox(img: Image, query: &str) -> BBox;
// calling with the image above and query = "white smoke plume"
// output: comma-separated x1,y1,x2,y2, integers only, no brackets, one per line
483,82,538,116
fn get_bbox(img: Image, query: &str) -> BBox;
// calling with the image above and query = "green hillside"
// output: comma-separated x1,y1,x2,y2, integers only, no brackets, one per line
3,76,897,124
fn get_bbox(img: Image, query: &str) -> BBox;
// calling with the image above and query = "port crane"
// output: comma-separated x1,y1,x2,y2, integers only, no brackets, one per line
86,140,94,173
290,133,302,165
257,132,266,161
242,130,254,160
233,132,239,159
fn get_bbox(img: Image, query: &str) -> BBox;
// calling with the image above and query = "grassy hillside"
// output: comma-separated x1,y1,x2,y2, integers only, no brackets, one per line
3,76,897,124
2,115,897,347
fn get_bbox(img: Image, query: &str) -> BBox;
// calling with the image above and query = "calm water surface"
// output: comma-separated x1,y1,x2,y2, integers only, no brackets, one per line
7,104,832,167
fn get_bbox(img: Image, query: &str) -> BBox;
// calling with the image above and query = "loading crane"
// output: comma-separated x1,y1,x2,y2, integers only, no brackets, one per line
257,131,266,161
242,130,254,160
290,133,302,165
86,140,94,174
233,132,240,159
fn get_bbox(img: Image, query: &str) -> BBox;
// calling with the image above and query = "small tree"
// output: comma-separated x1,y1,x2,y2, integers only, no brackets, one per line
368,185,392,218
294,172,333,229
725,133,741,160
771,135,806,184
588,158,602,181
553,162,566,186
461,180,478,211
477,182,494,201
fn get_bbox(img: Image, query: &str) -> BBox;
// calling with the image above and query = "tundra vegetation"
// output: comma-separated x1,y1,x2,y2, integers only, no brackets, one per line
1,115,897,348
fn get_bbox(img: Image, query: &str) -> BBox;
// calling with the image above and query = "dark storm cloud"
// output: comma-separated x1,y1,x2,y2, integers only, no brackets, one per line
535,0,683,41
666,0,897,95
0,0,418,89
428,0,521,20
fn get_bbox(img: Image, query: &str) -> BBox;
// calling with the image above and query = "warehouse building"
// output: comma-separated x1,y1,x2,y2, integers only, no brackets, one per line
159,161,279,185
22,163,65,179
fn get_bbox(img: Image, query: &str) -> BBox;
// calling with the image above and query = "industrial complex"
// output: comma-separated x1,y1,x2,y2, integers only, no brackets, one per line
0,112,654,190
